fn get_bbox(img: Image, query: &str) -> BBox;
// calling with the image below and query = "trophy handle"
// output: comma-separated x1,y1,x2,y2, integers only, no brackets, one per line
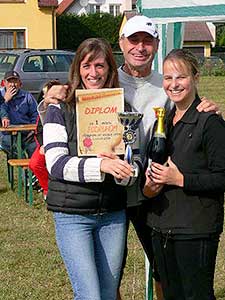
124,144,133,165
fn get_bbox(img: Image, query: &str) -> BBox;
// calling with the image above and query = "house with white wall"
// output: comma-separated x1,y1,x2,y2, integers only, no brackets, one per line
57,0,133,16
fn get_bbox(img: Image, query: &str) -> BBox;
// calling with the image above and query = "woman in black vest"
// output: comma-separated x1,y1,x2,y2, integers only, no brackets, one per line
143,49,225,300
43,38,138,300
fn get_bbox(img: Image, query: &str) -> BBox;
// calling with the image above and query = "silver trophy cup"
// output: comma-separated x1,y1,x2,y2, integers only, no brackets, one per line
118,112,143,165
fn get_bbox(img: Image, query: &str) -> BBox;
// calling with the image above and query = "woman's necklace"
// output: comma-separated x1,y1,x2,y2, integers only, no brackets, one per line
173,101,193,125
173,111,185,125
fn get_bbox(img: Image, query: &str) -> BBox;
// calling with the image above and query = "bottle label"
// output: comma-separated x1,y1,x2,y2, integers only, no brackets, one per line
154,132,166,138
148,158,152,169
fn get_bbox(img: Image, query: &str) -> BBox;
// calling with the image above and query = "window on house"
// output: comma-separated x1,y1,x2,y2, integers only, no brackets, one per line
0,30,25,49
109,4,120,16
89,4,100,13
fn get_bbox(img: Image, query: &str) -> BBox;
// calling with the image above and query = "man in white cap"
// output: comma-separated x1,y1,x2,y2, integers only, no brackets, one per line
38,15,218,300
117,15,167,300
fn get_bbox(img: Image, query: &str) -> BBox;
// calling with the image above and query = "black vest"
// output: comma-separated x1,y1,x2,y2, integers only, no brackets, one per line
47,103,127,214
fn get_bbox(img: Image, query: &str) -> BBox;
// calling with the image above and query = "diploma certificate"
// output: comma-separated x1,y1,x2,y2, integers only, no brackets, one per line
76,88,125,156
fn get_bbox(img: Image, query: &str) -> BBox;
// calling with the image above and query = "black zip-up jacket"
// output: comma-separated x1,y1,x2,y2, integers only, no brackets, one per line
46,103,127,214
147,96,225,235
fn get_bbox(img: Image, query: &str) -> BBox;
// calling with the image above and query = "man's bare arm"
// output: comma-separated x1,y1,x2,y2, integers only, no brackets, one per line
197,96,220,114
43,84,69,109
38,84,69,124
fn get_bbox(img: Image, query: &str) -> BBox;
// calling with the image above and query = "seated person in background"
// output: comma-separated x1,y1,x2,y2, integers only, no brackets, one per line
29,80,60,199
0,92,4,107
0,71,38,157
0,93,5,147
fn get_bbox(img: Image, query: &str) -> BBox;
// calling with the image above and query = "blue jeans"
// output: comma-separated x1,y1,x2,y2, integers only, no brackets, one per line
54,210,126,300
0,133,36,158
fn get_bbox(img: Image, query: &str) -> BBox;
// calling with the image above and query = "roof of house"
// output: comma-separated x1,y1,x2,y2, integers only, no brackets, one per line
184,22,214,42
122,10,139,20
56,0,75,15
38,0,58,7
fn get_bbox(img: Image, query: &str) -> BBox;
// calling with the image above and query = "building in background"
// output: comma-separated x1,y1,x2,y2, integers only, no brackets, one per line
57,0,132,16
183,22,215,57
0,0,58,49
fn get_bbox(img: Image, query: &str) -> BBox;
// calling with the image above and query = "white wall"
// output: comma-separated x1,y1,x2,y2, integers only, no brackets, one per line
207,22,216,47
60,0,132,15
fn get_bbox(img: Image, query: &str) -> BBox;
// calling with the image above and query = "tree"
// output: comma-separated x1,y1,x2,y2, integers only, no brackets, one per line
57,13,122,51
216,24,225,46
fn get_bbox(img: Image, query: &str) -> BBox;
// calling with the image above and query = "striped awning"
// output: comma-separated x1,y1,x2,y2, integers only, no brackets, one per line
136,0,225,23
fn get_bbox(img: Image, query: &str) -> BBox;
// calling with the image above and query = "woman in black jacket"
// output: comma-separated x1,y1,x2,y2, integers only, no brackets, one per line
43,38,138,300
143,49,225,300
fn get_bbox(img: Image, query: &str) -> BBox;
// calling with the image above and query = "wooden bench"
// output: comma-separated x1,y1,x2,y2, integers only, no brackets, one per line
0,147,11,183
7,159,33,206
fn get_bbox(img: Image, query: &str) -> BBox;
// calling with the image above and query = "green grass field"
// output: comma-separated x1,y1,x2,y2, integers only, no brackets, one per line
0,76,224,300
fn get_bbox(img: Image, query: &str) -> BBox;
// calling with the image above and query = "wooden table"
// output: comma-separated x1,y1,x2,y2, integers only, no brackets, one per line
0,124,36,196
0,124,36,157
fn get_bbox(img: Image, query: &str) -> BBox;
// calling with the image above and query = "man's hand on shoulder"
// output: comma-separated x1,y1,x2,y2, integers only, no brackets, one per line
197,96,219,114
43,84,69,109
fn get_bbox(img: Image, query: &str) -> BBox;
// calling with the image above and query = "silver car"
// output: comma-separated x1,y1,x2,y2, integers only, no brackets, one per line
0,49,75,101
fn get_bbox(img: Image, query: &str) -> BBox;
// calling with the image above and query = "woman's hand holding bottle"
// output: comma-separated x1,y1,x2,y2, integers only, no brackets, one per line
143,168,163,198
150,157,184,187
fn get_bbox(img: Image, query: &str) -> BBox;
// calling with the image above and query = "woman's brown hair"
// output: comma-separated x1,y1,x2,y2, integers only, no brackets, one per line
66,38,119,103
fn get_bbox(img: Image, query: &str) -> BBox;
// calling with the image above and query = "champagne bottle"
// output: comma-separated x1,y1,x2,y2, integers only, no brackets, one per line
143,107,167,198
148,107,167,165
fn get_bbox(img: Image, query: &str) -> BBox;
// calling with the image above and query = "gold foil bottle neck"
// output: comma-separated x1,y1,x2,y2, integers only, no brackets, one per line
153,107,166,136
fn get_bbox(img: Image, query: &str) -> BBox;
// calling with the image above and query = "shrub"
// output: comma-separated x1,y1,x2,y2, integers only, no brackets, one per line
56,13,122,51
200,59,225,76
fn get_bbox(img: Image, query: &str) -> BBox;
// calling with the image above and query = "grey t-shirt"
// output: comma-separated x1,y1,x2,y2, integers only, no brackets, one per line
118,67,171,206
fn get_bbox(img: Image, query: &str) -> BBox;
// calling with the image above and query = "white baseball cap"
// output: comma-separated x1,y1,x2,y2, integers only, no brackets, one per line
120,15,158,39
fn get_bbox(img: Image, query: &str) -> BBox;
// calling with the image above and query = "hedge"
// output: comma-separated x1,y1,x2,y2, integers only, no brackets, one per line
56,13,122,51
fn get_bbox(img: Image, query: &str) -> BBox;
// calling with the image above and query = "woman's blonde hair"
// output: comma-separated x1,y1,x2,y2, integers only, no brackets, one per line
66,38,119,103
163,48,199,77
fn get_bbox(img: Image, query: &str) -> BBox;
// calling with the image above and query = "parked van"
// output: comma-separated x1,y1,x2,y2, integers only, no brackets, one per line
0,49,74,101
